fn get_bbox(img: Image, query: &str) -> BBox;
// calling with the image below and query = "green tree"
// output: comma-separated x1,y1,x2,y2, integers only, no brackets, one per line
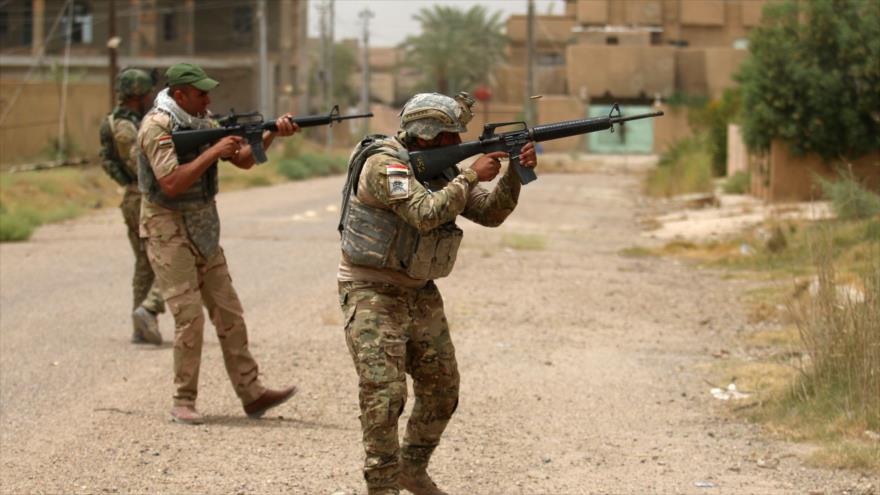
736,0,880,160
400,5,507,94
309,42,358,111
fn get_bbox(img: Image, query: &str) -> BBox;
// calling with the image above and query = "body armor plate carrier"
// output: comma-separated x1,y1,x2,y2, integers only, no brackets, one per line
338,135,462,280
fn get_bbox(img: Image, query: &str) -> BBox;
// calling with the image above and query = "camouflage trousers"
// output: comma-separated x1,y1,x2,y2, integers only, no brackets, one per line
338,280,460,493
120,190,164,314
144,211,265,407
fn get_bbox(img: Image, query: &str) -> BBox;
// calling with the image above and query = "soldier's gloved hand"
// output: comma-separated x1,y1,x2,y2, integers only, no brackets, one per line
212,135,246,160
274,113,300,137
519,141,538,169
470,151,506,182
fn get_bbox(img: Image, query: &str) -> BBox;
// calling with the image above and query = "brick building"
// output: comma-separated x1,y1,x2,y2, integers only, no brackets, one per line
0,0,308,166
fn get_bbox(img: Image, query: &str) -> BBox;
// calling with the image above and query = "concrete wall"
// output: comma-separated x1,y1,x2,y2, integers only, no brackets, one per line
566,45,675,99
751,141,880,202
726,124,748,176
506,16,577,44
676,47,748,98
536,95,587,152
652,103,692,154
0,81,107,167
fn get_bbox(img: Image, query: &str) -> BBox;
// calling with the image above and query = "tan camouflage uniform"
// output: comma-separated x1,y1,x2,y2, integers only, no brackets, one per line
109,115,165,315
138,111,265,407
338,134,521,493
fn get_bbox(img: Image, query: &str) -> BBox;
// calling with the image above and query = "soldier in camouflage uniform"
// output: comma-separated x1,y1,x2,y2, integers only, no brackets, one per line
337,92,538,495
99,68,165,345
137,63,298,425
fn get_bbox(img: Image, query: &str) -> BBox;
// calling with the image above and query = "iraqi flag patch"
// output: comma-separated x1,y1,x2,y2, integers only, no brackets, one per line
386,164,410,199
157,134,173,148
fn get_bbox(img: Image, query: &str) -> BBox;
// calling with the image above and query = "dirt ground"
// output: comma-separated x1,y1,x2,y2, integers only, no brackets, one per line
0,157,873,494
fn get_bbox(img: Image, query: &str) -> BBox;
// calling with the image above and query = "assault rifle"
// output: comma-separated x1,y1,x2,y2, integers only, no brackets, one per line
409,104,663,185
171,105,373,164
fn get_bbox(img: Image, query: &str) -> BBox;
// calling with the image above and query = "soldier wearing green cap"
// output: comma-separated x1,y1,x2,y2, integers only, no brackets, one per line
99,67,165,345
136,63,300,425
336,92,538,495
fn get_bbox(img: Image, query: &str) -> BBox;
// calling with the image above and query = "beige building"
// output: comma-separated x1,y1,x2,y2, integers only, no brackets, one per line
1,0,308,166
496,0,770,121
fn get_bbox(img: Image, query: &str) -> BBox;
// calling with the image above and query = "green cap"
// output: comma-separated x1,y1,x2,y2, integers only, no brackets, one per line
164,63,219,91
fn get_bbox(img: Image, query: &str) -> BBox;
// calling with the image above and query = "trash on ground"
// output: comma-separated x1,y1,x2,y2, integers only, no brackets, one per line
710,383,750,400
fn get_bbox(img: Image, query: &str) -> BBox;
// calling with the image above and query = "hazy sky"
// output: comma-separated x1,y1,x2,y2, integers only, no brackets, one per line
309,0,565,47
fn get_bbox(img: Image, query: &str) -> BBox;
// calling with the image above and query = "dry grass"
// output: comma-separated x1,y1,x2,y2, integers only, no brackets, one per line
500,233,547,251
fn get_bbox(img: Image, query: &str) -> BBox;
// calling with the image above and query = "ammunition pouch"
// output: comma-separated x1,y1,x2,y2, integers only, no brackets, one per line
341,198,462,280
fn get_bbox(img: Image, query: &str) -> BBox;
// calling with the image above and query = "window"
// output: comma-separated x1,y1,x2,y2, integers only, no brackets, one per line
64,1,93,44
162,11,177,41
232,6,253,44
0,9,8,37
606,36,619,45
536,52,564,66
22,1,33,45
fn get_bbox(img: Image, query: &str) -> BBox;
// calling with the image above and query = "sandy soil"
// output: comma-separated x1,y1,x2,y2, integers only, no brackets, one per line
0,159,873,494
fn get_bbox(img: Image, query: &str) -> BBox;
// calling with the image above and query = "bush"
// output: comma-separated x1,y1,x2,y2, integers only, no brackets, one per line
0,209,39,241
277,153,347,181
737,0,880,159
788,233,880,432
818,169,880,220
644,136,714,197
686,89,741,177
723,171,751,194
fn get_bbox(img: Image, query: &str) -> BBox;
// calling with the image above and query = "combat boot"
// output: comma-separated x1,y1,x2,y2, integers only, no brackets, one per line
398,468,448,495
132,306,162,345
170,405,204,425
243,385,297,418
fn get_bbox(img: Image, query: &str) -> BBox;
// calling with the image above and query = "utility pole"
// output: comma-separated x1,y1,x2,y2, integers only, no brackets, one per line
108,0,118,110
58,1,73,160
279,0,293,114
525,0,536,125
326,0,335,148
257,0,270,116
296,0,310,114
358,7,374,135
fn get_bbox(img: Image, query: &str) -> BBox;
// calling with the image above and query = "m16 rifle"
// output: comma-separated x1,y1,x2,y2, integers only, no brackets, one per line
171,105,373,164
409,104,663,185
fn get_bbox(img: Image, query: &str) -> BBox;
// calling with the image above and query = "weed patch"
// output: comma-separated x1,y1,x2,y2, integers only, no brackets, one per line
501,233,546,251
644,136,714,198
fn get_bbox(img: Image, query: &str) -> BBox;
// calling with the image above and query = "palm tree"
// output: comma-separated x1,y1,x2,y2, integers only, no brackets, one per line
400,5,507,94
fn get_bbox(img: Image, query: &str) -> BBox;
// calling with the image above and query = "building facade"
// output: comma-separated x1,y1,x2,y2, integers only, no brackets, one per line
0,0,308,166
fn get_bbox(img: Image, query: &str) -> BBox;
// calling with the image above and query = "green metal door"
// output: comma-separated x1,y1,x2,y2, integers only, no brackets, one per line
587,105,654,154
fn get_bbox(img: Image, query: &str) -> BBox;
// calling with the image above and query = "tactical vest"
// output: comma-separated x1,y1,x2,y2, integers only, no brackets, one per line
137,117,219,212
338,135,463,280
98,106,140,187
138,112,221,258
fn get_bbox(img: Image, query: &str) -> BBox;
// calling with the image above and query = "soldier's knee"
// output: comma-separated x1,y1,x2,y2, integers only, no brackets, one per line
165,282,203,327
361,379,407,430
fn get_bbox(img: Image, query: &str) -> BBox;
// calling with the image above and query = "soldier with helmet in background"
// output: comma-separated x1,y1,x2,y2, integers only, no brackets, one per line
337,92,538,495
99,67,165,345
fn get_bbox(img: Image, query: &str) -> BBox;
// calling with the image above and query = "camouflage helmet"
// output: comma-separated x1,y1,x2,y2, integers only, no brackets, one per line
399,92,476,140
115,68,154,100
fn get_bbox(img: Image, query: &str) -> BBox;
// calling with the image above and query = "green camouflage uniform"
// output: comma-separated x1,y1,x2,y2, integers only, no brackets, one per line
138,108,265,407
99,100,165,317
338,128,521,493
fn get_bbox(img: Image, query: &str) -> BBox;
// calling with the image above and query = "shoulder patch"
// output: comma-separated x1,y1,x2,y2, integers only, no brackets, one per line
386,163,409,176
387,165,410,199
157,134,173,148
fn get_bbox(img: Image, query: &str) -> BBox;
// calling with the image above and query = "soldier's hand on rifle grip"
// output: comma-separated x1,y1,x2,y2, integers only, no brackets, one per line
212,135,246,160
470,151,506,182
274,113,300,137
519,142,538,169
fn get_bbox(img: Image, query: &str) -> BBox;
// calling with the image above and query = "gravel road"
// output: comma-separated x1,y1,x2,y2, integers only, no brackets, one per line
0,163,869,494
